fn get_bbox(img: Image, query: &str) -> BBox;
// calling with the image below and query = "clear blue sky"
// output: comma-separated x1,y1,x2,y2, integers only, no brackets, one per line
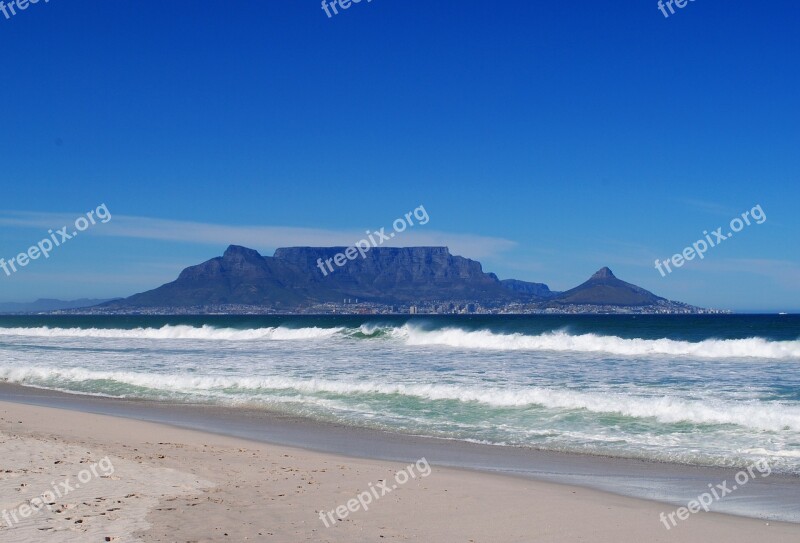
1,0,798,312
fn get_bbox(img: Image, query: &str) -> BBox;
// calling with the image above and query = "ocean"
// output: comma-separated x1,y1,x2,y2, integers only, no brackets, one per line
1,314,798,474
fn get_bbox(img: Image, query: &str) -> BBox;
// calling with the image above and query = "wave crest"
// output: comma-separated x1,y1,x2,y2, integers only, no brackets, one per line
2,366,798,432
399,326,800,359
0,324,342,341
0,323,797,359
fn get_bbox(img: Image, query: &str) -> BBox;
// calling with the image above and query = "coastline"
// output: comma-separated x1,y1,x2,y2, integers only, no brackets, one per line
2,398,799,543
1,384,799,542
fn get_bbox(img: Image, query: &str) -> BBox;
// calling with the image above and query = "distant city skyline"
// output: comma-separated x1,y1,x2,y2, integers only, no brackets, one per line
1,1,798,312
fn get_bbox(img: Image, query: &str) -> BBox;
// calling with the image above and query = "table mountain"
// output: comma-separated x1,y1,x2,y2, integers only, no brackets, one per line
103,245,555,309
98,247,691,311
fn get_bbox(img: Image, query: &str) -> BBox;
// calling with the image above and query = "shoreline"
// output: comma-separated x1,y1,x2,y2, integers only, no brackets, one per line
2,400,800,541
1,383,799,526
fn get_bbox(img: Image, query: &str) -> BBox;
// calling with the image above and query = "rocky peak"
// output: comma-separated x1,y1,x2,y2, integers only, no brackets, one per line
591,267,616,280
223,245,264,262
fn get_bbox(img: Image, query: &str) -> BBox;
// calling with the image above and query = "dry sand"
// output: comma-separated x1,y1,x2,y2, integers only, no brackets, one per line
0,400,798,542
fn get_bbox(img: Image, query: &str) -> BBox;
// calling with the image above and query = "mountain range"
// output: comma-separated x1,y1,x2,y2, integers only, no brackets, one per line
95,245,700,313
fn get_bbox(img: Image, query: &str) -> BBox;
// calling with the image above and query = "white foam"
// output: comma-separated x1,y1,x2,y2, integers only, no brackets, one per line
2,323,797,359
0,324,342,341
2,366,798,432
744,448,800,459
399,326,800,360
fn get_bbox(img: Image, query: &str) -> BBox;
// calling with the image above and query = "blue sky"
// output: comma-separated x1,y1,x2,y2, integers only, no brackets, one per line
1,0,798,312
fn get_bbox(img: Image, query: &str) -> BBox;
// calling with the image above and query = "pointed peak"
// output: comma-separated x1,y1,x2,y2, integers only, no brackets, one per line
591,267,616,280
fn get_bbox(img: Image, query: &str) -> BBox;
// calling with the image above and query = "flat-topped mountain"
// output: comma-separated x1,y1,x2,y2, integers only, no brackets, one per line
98,246,698,313
104,246,555,310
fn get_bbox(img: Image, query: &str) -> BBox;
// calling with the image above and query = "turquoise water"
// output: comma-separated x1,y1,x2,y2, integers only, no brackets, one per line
1,315,798,473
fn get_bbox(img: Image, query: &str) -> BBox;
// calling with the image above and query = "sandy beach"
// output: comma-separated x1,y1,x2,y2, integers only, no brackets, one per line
0,398,797,543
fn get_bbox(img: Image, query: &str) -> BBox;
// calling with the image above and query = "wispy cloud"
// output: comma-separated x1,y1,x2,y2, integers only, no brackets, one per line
719,258,800,290
681,199,738,216
0,211,517,260
608,252,800,291
579,237,800,293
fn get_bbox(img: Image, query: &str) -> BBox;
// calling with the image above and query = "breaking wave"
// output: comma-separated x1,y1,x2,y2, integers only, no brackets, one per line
0,324,342,341
1,366,798,432
0,323,798,359
395,326,800,359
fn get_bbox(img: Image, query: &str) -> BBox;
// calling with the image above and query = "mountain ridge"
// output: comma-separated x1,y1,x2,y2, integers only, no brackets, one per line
93,246,705,313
